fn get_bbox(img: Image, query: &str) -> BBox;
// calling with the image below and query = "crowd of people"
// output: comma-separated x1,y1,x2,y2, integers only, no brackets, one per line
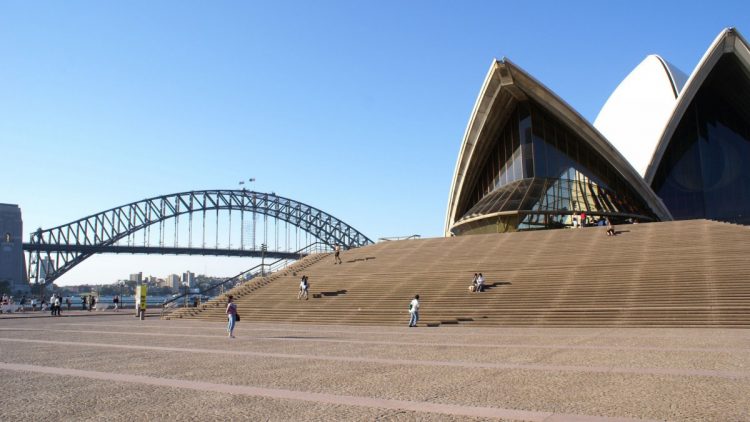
0,293,72,314
0,293,122,314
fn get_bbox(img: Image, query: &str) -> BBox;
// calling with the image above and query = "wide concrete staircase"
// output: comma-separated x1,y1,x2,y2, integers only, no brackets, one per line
164,252,330,320
173,219,750,327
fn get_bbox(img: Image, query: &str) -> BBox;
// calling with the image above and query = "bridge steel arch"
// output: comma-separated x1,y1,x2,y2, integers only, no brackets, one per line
25,190,373,285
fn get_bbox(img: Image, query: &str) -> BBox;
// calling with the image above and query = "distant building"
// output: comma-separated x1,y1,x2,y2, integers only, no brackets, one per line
38,257,53,282
182,271,196,287
165,274,181,290
129,272,143,283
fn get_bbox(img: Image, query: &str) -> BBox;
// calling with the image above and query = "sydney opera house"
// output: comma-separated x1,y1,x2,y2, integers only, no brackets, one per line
445,28,750,235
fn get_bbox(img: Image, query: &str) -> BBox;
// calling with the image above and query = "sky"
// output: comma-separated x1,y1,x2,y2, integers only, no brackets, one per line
2,0,749,285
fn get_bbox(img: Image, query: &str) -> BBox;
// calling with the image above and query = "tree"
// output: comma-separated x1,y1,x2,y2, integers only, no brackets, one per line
0,280,10,296
99,285,118,296
152,285,173,296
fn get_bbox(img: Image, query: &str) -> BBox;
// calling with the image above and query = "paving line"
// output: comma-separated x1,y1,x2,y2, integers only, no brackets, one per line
0,361,658,422
52,321,597,338
44,321,750,341
2,327,749,354
1,337,748,380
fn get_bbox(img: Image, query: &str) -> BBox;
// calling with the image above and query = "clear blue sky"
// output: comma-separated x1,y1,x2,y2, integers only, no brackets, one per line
2,1,748,285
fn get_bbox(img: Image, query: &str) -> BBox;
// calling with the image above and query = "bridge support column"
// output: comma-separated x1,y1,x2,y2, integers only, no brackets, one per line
0,204,29,296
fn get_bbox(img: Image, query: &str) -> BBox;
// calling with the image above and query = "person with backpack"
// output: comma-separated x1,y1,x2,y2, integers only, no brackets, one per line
226,295,238,338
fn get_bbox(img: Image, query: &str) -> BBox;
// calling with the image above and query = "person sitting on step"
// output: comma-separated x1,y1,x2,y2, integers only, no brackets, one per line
470,273,478,292
476,273,485,292
605,218,616,236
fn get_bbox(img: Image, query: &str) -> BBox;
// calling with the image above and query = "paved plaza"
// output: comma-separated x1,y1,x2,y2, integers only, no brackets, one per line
1,314,749,421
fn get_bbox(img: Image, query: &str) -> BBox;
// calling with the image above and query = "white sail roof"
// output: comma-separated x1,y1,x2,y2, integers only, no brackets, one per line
594,55,687,176
644,27,750,183
445,59,673,235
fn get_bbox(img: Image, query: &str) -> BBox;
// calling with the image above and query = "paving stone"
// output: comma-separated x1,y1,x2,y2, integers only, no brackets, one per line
0,316,748,421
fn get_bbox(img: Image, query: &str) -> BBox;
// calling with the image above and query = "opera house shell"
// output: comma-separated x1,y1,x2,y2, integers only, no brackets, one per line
446,27,750,235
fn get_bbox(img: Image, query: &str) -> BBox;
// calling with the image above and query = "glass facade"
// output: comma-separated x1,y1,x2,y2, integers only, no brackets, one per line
651,55,750,224
453,100,657,234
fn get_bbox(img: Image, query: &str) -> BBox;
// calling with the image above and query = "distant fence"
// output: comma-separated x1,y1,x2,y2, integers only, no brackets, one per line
378,235,421,242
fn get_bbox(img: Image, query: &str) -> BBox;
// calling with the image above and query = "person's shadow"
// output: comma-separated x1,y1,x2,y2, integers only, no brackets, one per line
482,281,511,291
312,289,348,299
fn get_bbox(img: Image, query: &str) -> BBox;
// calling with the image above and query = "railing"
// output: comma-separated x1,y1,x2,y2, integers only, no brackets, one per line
378,234,421,242
160,242,331,316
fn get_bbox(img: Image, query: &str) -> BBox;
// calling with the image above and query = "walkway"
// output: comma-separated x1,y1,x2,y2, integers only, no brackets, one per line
0,316,748,420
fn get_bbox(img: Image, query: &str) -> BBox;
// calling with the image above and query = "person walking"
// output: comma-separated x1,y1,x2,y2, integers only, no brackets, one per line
408,294,420,327
54,294,61,316
89,295,95,312
226,295,237,338
113,295,120,311
49,293,57,316
298,276,309,300
65,297,71,311
334,245,342,264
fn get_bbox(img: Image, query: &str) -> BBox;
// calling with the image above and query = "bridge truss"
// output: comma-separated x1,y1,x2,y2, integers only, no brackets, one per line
25,190,372,285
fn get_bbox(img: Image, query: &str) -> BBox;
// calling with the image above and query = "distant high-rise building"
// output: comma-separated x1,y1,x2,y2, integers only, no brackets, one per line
182,271,196,287
38,258,53,281
129,272,143,283
165,274,181,290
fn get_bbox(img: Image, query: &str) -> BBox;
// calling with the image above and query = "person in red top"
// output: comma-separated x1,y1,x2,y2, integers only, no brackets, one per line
226,295,237,338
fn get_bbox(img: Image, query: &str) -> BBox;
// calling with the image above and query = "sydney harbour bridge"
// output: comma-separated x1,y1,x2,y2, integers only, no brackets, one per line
23,190,372,285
